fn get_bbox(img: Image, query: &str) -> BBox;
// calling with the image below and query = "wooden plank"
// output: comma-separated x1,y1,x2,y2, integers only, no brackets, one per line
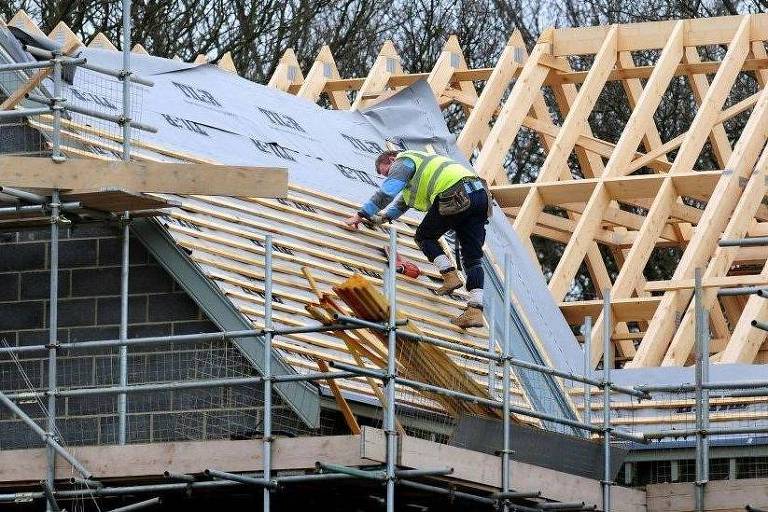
646,478,768,512
315,357,361,434
394,435,646,511
559,297,661,324
0,157,288,197
0,435,377,482
62,190,172,213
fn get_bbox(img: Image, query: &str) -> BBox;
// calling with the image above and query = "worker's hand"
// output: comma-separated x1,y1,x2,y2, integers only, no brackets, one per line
342,213,362,231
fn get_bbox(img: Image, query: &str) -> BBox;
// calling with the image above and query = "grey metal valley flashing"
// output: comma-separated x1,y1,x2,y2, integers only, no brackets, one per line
131,217,321,429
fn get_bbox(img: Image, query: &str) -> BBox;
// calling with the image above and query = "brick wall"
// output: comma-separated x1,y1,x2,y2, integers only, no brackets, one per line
0,222,324,449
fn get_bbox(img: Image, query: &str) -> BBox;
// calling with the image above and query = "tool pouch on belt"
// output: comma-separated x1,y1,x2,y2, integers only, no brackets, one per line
437,182,471,216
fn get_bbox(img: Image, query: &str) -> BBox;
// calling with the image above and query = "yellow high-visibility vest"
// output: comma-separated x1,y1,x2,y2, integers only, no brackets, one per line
398,150,475,212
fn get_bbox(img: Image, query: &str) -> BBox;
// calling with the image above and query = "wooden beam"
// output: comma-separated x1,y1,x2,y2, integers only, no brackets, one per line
673,145,768,365
0,434,383,482
0,40,80,111
0,157,288,197
298,45,350,109
646,275,768,292
513,26,618,243
457,32,526,156
492,171,722,207
351,41,402,111
474,30,553,183
267,48,304,92
550,13,768,55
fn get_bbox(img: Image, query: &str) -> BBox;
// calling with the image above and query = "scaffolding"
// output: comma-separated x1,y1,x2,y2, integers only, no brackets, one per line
4,7,768,512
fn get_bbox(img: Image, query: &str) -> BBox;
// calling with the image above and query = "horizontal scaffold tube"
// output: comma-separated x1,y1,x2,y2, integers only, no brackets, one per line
204,469,277,489
397,479,496,505
5,371,358,401
0,468,455,503
0,323,369,355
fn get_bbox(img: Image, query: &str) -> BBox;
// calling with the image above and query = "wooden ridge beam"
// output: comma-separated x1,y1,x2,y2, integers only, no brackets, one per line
550,12,768,55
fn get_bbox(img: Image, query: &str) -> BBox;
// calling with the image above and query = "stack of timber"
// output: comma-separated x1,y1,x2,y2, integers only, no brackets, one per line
333,274,502,419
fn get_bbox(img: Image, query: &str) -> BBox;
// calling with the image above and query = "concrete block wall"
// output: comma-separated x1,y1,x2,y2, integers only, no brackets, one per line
0,222,321,449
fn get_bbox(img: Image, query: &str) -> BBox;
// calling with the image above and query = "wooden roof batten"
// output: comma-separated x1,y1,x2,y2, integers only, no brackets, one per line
9,10,768,383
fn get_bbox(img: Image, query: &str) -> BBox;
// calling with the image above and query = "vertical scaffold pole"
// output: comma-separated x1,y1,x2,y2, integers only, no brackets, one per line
694,268,706,512
583,317,592,426
117,213,130,444
702,308,710,494
121,0,132,160
385,226,398,512
501,254,512,512
487,299,496,399
51,44,63,162
602,289,612,512
46,190,61,512
263,235,274,512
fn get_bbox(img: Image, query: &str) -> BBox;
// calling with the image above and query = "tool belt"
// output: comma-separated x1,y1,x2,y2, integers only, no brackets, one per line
437,177,493,218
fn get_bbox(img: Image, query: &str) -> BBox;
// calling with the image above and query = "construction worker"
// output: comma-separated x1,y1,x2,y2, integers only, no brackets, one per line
343,150,491,329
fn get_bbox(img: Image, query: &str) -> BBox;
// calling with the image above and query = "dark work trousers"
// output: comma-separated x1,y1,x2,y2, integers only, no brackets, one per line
414,188,488,291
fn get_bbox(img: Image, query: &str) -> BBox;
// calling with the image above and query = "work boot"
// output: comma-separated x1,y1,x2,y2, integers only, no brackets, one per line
435,269,463,295
451,304,485,329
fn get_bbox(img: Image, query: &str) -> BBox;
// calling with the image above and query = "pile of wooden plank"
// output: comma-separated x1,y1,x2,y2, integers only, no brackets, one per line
330,274,502,419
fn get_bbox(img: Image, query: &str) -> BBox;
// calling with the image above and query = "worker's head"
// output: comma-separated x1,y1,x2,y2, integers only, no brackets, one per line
375,150,399,176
